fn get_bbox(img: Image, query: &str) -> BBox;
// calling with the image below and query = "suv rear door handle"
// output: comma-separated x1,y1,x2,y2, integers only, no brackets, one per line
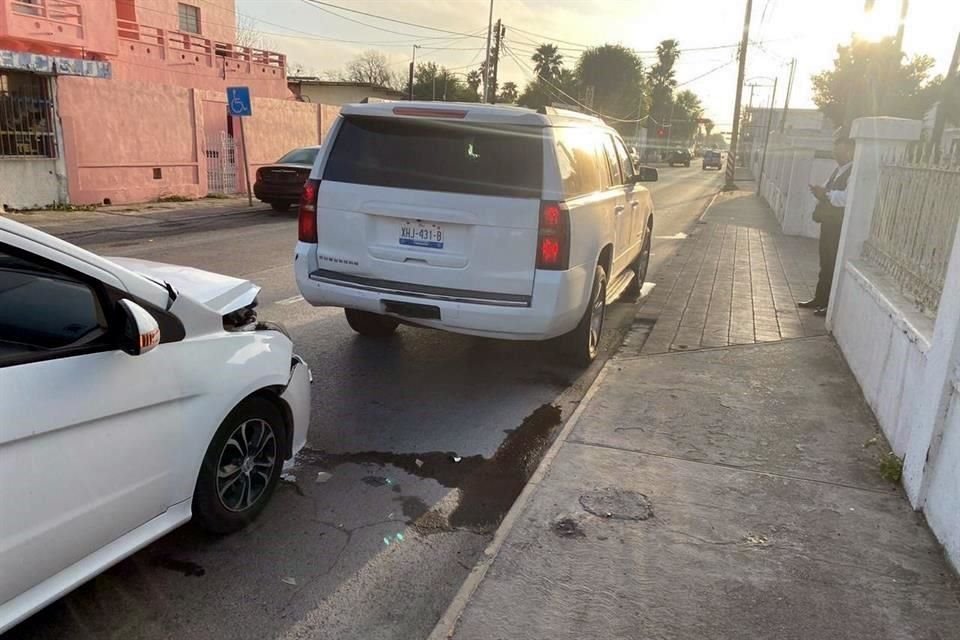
614,205,625,215
631,201,640,208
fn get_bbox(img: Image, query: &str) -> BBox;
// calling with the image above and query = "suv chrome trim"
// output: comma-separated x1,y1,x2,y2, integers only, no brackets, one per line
308,269,532,307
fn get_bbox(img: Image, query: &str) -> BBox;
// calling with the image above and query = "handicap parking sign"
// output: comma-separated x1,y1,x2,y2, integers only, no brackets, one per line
227,86,252,117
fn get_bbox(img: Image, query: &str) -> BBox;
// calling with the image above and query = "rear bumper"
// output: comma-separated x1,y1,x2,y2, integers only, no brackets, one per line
294,244,588,341
253,182,300,203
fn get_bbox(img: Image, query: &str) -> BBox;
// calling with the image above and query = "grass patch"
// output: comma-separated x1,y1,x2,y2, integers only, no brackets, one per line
6,202,98,213
203,193,232,199
156,195,194,203
879,451,903,484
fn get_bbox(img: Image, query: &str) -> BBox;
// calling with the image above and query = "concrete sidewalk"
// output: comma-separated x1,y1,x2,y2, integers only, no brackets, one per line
431,192,960,639
2,195,267,239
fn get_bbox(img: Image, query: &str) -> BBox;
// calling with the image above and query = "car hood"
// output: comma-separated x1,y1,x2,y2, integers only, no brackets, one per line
109,257,260,314
260,163,313,170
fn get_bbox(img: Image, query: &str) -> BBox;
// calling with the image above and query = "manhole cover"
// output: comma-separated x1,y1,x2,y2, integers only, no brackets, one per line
579,488,653,520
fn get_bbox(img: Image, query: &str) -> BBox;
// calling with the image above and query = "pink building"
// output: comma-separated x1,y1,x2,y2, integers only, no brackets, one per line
0,0,332,208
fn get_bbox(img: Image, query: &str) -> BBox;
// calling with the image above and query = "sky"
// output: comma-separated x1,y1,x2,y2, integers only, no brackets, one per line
234,0,960,129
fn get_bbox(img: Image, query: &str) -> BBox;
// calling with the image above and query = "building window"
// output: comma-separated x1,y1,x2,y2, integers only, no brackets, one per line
0,71,57,158
178,3,201,34
13,0,42,17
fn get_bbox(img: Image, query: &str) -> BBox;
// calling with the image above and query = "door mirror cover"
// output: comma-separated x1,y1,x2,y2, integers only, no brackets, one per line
635,167,659,183
117,299,161,356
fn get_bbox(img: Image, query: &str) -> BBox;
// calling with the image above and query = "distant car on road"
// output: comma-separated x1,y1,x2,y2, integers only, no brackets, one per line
294,102,658,365
667,148,691,167
702,149,722,170
0,217,311,634
254,145,321,212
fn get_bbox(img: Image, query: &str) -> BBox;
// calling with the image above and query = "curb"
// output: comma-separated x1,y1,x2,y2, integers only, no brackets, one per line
426,364,612,640
697,190,722,223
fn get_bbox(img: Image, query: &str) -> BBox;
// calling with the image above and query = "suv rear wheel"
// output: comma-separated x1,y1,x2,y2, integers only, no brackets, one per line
566,265,607,366
345,309,399,337
624,227,652,300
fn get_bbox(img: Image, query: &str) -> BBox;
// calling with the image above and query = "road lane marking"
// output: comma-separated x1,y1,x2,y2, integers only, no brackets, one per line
656,232,688,240
276,295,305,305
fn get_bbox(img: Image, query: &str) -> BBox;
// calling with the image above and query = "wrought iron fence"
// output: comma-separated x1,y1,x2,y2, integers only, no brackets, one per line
206,133,238,195
0,71,57,158
862,146,960,316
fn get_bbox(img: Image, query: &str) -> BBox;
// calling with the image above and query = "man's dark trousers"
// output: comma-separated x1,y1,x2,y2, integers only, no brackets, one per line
815,216,843,305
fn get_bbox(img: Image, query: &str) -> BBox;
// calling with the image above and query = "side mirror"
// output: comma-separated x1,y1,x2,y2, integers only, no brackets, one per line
635,167,659,183
117,299,161,356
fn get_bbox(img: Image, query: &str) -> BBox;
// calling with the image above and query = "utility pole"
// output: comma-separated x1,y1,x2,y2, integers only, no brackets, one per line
409,44,419,101
894,0,909,52
725,0,753,190
489,20,504,104
779,57,796,133
756,77,778,195
482,0,494,102
931,32,960,153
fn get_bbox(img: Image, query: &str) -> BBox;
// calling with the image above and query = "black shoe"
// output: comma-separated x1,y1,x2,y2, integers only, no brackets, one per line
814,307,827,317
798,299,825,309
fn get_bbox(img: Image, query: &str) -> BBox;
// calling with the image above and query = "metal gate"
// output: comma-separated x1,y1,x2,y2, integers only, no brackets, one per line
206,132,238,194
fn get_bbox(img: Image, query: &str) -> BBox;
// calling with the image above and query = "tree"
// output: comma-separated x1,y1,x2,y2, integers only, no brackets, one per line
466,70,482,96
532,43,563,82
671,90,704,143
498,81,519,104
647,39,680,143
235,15,263,49
812,37,942,127
345,50,399,89
576,44,646,133
703,118,715,137
405,62,478,102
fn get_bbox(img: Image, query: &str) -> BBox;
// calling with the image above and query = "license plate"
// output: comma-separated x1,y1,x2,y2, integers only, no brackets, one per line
399,220,444,249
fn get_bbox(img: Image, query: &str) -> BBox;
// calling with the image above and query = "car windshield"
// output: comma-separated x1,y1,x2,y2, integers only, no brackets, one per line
276,147,319,165
323,116,544,198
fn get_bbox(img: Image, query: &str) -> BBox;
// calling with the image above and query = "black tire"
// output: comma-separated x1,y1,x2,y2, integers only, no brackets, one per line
623,224,652,300
565,265,607,367
193,397,286,534
344,308,399,337
270,202,291,212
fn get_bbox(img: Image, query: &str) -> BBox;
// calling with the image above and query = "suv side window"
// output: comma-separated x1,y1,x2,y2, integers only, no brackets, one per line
600,135,622,187
554,127,602,199
614,138,636,182
0,248,109,366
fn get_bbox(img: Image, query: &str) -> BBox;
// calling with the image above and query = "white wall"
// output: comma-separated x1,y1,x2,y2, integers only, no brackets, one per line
829,116,960,571
0,158,66,210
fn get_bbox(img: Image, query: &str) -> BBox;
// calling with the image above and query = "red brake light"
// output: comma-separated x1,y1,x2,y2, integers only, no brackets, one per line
298,178,320,243
537,201,570,270
391,106,468,119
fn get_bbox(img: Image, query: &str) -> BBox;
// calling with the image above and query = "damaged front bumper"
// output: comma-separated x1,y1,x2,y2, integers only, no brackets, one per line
281,354,312,462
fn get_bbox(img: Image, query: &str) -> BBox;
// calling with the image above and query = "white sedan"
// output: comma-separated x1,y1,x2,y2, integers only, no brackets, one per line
0,217,311,633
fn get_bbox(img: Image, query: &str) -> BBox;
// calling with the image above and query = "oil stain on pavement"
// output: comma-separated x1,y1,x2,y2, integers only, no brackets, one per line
298,403,563,533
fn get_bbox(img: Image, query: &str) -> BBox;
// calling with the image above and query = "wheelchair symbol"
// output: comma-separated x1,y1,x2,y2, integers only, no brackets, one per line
227,87,251,116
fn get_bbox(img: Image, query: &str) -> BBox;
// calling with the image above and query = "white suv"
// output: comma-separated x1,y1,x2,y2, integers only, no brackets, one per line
294,103,657,364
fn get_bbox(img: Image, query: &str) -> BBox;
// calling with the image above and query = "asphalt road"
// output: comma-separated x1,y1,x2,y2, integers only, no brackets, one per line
7,166,721,640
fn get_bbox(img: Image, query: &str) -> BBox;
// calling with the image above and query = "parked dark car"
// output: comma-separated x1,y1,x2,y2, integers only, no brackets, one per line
702,149,722,170
254,146,321,211
667,148,691,167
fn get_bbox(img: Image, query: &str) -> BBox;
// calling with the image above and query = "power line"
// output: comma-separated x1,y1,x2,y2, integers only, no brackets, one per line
299,0,486,40
502,44,648,124
675,57,738,87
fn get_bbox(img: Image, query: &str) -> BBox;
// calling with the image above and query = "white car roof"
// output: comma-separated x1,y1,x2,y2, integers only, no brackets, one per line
339,101,608,128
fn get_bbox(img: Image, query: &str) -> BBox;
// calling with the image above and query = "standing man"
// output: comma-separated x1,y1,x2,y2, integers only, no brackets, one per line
799,133,855,316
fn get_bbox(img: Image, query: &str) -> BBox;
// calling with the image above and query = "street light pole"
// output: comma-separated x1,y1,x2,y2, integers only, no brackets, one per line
725,0,753,190
409,44,420,101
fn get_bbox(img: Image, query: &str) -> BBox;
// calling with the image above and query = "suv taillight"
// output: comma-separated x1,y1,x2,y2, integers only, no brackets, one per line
536,201,570,270
298,178,320,243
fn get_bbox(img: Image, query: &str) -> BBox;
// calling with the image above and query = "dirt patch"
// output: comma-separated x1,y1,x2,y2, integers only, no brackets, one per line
301,403,563,533
552,517,586,538
579,488,654,521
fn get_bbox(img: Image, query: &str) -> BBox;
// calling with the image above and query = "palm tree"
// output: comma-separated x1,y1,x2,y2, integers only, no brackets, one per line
532,43,563,83
498,81,519,104
647,39,681,143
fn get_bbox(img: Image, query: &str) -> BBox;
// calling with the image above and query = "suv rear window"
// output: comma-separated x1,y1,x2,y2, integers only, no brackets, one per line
323,116,543,198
